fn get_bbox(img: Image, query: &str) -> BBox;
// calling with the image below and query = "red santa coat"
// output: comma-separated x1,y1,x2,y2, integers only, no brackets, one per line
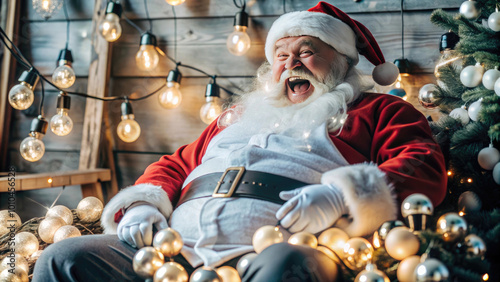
101,93,447,237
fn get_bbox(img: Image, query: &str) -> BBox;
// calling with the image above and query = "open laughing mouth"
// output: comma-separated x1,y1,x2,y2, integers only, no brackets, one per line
287,76,312,95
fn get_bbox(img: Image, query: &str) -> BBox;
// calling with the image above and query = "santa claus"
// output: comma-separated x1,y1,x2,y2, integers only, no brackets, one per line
33,2,446,281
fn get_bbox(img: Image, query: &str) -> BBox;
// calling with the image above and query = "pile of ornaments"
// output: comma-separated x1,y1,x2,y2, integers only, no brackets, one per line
0,196,103,281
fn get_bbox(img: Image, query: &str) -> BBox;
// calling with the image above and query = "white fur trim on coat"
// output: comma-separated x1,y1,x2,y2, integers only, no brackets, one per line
321,163,397,237
100,183,172,234
265,11,358,65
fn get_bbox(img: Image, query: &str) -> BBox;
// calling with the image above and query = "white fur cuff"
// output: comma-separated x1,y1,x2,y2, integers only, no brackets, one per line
100,183,172,234
321,163,397,237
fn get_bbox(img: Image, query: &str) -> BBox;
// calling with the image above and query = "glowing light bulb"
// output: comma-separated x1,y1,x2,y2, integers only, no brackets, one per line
159,69,183,109
32,0,63,19
117,101,141,143
98,2,122,42
165,0,186,5
20,116,48,162
136,33,159,71
50,92,73,136
200,97,222,124
52,49,76,89
227,26,251,56
8,70,39,110
394,74,405,89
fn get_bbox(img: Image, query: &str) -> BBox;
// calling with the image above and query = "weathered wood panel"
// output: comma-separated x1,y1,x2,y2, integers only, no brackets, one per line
115,152,164,187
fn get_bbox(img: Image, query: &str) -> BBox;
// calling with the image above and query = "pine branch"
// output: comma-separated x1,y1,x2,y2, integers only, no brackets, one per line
461,87,491,103
430,9,459,32
488,123,500,142
436,64,468,96
474,52,500,69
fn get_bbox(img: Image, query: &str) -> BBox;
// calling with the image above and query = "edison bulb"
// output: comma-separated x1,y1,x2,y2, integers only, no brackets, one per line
227,26,251,56
50,108,73,136
165,0,186,5
159,82,182,109
117,115,141,142
99,13,122,42
20,133,45,162
200,98,222,124
52,65,76,88
8,83,34,110
136,45,159,71
32,0,63,19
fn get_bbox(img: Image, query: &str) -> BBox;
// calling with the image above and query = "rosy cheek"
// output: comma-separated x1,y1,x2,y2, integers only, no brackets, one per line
272,64,284,82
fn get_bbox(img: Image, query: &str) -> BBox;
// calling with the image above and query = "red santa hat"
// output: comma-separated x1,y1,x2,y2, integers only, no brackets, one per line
265,1,399,86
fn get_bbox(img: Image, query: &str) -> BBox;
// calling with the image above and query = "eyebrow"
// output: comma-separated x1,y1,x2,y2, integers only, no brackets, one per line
274,38,316,53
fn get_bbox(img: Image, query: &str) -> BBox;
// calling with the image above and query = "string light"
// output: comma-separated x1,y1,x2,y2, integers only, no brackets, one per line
117,99,141,143
50,92,73,136
52,49,76,89
32,0,63,20
98,1,123,42
158,69,182,109
467,178,473,183
20,116,48,162
200,78,222,124
447,170,453,176
227,4,251,56
165,0,186,6
47,178,53,184
136,32,160,71
483,273,489,281
8,70,39,110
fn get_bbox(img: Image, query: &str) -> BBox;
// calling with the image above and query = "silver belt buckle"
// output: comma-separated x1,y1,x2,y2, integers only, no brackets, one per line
212,167,245,198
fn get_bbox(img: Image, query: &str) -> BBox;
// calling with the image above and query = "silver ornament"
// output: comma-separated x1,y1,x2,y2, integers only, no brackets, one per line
459,0,480,19
153,228,184,258
133,247,164,279
418,84,437,108
468,98,483,122
482,68,500,90
154,261,189,282
401,193,433,231
458,191,482,215
436,213,467,243
190,266,222,282
464,234,486,259
449,106,470,126
478,144,500,170
415,258,449,282
354,264,390,282
493,162,500,185
488,11,500,32
460,63,484,88
236,252,258,277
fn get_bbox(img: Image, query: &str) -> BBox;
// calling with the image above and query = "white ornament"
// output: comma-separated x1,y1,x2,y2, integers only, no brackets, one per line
494,77,500,97
493,162,500,185
460,0,480,19
372,62,399,86
482,68,500,90
449,106,470,126
468,98,482,121
488,11,500,32
478,144,500,170
460,63,484,87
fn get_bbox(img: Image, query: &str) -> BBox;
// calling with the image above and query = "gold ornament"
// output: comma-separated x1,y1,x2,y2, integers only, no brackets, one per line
343,237,374,271
216,266,241,282
0,267,28,282
38,216,67,243
46,205,73,225
384,227,420,261
401,194,433,231
30,250,44,260
236,252,257,277
354,264,390,282
436,212,467,243
153,228,184,258
397,255,421,282
0,210,22,237
0,254,29,273
133,247,164,279
190,266,221,282
288,232,318,248
464,234,486,260
76,197,104,223
415,258,449,282
53,225,81,243
14,232,39,257
317,246,342,264
373,220,405,248
153,261,188,282
318,228,349,257
252,225,283,254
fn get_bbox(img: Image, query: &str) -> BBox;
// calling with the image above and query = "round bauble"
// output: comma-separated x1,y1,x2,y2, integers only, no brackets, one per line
288,231,318,248
418,84,437,108
216,266,241,282
317,246,342,264
354,264,390,282
373,220,405,248
153,228,184,258
415,258,449,282
53,225,81,243
384,227,420,261
478,145,500,170
459,0,480,19
495,77,500,96
252,225,283,254
488,11,500,32
14,232,39,257
401,194,433,217
38,216,66,243
493,162,500,185
464,234,486,259
458,191,482,215
46,205,73,225
153,261,188,282
318,228,349,256
449,107,470,126
460,63,484,88
76,196,103,223
0,254,28,274
0,210,21,237
190,266,222,282
468,98,482,121
343,237,374,271
30,250,44,260
397,255,421,282
482,68,500,90
132,247,164,279
436,213,467,243
0,267,28,282
372,61,399,86
236,252,257,277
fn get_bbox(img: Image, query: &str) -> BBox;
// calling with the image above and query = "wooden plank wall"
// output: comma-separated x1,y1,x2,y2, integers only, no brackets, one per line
5,0,462,190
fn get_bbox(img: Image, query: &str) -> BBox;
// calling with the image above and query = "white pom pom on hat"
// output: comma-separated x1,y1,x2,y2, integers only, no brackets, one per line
265,1,399,86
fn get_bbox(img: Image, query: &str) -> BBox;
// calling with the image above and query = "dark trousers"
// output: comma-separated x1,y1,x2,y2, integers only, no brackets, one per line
32,235,339,282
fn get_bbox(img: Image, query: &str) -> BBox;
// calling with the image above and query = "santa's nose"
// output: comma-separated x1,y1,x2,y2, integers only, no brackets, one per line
285,55,303,70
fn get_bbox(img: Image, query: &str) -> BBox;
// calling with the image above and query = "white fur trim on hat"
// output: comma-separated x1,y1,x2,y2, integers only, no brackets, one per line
100,183,172,234
321,163,398,237
265,11,358,65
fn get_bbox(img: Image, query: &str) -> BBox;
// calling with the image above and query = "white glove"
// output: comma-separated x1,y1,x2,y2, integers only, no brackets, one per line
117,204,168,248
276,184,347,234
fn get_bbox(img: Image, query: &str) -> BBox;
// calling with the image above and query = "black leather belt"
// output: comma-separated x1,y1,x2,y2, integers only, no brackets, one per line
175,167,308,208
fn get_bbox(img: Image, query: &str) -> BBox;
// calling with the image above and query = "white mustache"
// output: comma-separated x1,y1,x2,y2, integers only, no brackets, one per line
279,69,318,84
